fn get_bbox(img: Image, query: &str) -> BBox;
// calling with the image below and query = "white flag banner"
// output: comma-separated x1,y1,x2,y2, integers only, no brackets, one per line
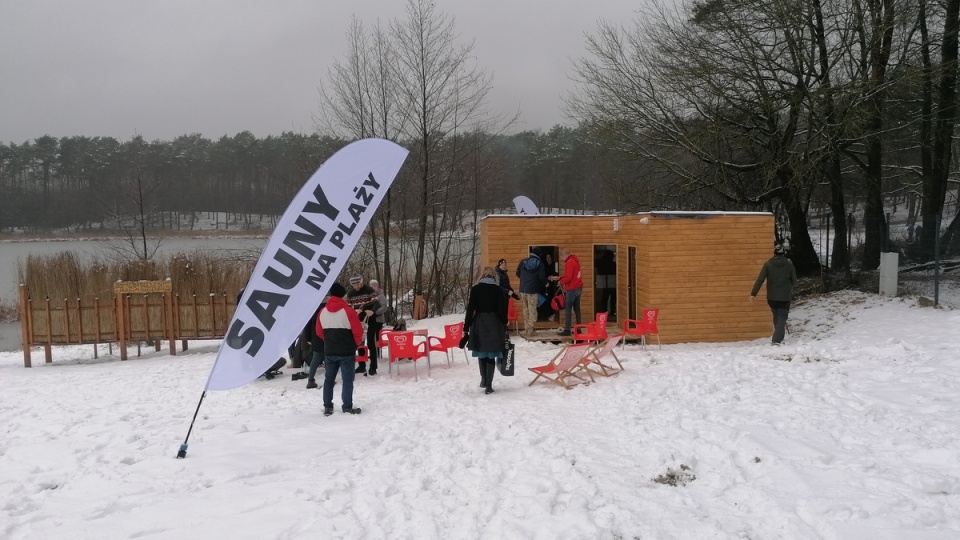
512,195,540,215
205,138,408,391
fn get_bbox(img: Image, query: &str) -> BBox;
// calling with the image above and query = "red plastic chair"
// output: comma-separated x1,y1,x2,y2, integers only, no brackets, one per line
387,331,429,380
641,308,661,349
622,317,645,348
573,311,608,345
376,328,392,361
428,322,468,367
506,298,519,334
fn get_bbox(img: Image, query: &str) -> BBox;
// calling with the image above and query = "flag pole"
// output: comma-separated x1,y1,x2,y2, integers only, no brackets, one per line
176,391,207,459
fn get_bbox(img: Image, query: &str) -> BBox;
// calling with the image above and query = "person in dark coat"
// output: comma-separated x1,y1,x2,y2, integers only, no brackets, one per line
463,267,508,394
495,258,520,300
346,274,378,375
515,247,547,337
750,244,798,345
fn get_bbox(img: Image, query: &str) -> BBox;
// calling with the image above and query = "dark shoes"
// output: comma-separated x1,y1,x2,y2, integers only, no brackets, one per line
355,365,367,374
306,378,317,389
323,407,333,417
342,407,362,414
368,369,377,376
264,371,276,380
485,387,495,395
291,372,309,381
557,330,571,336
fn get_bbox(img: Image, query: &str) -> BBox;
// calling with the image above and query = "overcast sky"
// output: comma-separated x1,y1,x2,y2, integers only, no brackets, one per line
0,0,647,144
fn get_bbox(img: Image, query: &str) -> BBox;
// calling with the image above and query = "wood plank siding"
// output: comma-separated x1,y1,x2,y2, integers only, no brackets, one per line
479,212,774,344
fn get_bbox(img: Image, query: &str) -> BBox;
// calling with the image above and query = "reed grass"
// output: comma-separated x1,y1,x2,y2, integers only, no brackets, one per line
17,250,256,303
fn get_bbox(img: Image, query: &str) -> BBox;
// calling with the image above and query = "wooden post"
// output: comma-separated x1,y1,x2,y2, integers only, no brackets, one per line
76,297,84,344
116,292,127,361
19,284,31,368
44,298,53,363
165,292,176,355
94,295,102,344
191,294,199,337
63,298,71,344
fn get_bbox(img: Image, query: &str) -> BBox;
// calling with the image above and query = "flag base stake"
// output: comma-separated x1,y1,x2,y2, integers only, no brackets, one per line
176,391,207,459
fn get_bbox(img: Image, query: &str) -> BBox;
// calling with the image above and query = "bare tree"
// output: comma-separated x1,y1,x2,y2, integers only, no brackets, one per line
390,0,495,309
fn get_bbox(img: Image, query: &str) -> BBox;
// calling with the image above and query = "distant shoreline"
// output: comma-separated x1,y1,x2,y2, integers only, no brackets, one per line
0,230,272,243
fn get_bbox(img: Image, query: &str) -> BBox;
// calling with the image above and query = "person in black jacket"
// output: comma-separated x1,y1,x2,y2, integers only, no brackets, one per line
495,258,521,300
463,267,508,394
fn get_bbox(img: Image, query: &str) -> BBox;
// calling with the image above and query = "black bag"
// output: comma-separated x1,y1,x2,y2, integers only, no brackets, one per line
498,337,515,376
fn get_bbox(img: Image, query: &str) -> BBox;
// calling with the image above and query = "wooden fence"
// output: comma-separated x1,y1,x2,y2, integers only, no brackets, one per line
19,281,237,367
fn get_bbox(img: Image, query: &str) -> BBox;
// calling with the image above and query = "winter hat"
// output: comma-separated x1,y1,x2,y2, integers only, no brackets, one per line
328,282,347,298
774,244,786,255
349,275,363,285
368,279,379,288
531,247,542,257
497,258,506,266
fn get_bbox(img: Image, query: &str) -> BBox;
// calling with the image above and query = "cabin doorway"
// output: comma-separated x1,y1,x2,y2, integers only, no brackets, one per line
593,245,617,322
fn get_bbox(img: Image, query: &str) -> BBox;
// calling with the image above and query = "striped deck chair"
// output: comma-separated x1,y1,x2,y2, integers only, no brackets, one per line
582,334,625,377
528,343,595,389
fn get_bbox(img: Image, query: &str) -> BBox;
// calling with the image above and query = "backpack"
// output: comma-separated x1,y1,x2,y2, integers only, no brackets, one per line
521,256,541,272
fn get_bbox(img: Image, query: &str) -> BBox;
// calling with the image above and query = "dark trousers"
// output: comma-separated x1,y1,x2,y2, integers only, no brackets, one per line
366,320,383,372
768,300,790,343
308,349,325,380
564,287,583,332
323,355,356,410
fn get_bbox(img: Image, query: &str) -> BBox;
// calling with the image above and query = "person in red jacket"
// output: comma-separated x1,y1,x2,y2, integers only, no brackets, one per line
316,282,365,416
549,248,583,336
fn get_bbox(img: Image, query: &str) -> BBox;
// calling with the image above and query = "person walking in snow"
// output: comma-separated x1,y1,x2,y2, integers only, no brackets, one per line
316,282,364,415
750,244,797,345
463,266,509,394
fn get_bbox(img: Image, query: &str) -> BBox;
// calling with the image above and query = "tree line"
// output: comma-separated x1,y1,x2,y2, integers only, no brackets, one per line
567,0,960,274
5,0,960,316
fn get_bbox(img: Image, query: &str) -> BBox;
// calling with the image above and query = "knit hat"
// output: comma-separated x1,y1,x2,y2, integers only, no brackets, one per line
328,282,347,298
774,244,786,255
497,258,506,266
349,275,363,285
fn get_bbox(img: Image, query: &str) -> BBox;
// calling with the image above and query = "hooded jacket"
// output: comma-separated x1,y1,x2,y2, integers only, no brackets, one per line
515,254,546,294
751,255,797,302
316,295,364,356
558,254,583,290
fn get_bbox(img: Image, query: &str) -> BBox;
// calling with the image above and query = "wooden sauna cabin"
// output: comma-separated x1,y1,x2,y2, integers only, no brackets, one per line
478,211,775,344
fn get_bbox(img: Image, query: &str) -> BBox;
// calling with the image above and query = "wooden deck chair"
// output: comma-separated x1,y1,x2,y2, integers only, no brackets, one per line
582,334,625,377
528,343,595,389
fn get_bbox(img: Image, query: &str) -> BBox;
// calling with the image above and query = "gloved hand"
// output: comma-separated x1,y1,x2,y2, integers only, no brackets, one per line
458,333,469,349
511,291,521,301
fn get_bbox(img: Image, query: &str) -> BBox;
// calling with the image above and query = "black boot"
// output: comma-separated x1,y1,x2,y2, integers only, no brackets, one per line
484,362,496,394
478,359,486,387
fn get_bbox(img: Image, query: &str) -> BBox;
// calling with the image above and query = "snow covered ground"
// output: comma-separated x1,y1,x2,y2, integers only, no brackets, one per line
2,289,959,539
